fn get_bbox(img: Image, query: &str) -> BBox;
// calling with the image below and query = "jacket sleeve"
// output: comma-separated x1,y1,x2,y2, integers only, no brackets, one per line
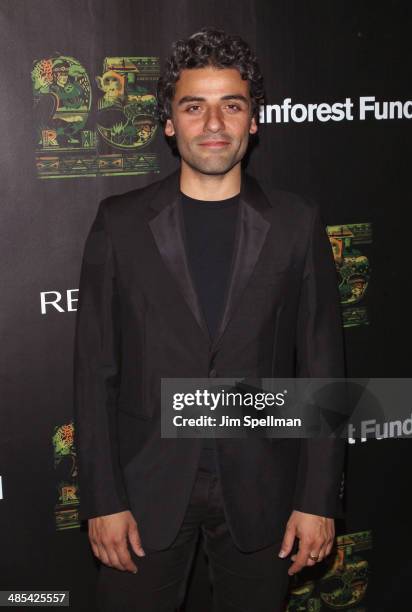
292,200,347,518
73,198,130,521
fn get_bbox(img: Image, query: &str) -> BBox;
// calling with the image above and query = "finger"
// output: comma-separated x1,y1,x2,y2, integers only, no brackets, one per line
105,547,126,572
101,540,126,571
307,548,322,565
288,540,313,575
97,543,111,567
278,524,296,558
289,559,317,568
289,543,321,575
116,542,138,574
88,530,99,555
128,523,145,558
315,543,328,563
317,533,333,562
90,541,100,560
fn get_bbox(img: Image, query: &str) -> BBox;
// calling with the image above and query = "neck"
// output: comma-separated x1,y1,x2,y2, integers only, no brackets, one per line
179,160,241,201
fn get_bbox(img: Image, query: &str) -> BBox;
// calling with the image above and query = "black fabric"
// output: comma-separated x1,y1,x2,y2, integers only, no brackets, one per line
180,191,240,466
96,465,292,612
73,169,347,552
180,191,239,340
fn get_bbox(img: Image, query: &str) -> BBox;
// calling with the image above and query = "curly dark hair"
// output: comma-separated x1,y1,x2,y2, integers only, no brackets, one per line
155,27,265,126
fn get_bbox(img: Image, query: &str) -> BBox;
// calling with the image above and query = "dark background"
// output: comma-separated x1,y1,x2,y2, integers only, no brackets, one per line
1,1,411,610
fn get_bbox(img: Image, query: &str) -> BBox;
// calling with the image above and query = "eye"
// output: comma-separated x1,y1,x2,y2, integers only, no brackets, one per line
185,105,202,113
225,104,241,112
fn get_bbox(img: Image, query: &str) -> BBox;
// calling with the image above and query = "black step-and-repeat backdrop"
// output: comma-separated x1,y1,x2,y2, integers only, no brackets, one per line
1,1,411,610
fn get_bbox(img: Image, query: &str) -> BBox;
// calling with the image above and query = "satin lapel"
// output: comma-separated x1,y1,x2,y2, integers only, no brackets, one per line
145,169,272,350
210,193,271,351
148,174,211,341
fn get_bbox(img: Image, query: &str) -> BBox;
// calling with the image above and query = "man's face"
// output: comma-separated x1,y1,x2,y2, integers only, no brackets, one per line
56,72,68,86
164,66,258,175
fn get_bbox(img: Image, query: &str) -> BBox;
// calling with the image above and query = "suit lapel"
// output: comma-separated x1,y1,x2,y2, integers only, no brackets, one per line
148,188,211,341
211,174,271,351
211,196,270,351
146,168,272,348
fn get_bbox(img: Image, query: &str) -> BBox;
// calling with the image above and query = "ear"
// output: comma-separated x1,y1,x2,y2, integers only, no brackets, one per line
249,116,258,135
164,118,175,137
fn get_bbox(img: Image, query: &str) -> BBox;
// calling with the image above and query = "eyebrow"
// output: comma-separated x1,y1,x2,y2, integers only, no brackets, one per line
177,94,249,106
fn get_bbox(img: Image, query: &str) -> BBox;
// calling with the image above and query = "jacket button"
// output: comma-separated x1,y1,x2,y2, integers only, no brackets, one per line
209,368,217,377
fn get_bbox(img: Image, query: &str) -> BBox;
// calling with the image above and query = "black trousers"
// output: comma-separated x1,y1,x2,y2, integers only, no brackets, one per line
96,449,291,611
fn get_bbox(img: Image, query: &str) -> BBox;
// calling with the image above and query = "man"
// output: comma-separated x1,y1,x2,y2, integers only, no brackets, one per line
73,27,346,611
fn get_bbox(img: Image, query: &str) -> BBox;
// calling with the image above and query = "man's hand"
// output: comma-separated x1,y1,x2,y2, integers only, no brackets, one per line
278,510,335,576
88,510,145,573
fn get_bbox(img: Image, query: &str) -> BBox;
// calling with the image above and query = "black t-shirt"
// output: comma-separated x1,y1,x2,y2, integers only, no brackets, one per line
180,191,239,339
180,190,240,469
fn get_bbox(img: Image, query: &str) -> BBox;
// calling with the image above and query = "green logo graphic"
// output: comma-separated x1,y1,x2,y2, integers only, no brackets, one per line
53,421,79,530
327,223,372,328
287,530,372,610
32,55,160,178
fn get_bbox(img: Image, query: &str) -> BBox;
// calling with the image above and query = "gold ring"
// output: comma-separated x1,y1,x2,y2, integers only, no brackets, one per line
309,553,319,560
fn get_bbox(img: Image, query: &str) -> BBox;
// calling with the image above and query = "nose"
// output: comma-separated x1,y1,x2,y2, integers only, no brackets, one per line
203,107,225,133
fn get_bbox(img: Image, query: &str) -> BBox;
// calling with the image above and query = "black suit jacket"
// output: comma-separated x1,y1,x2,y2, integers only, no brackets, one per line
73,168,347,552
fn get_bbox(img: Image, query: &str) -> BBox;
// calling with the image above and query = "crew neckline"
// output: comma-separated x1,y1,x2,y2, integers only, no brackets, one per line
180,190,240,209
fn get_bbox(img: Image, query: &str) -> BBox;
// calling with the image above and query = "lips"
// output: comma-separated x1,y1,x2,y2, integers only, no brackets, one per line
198,140,230,148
